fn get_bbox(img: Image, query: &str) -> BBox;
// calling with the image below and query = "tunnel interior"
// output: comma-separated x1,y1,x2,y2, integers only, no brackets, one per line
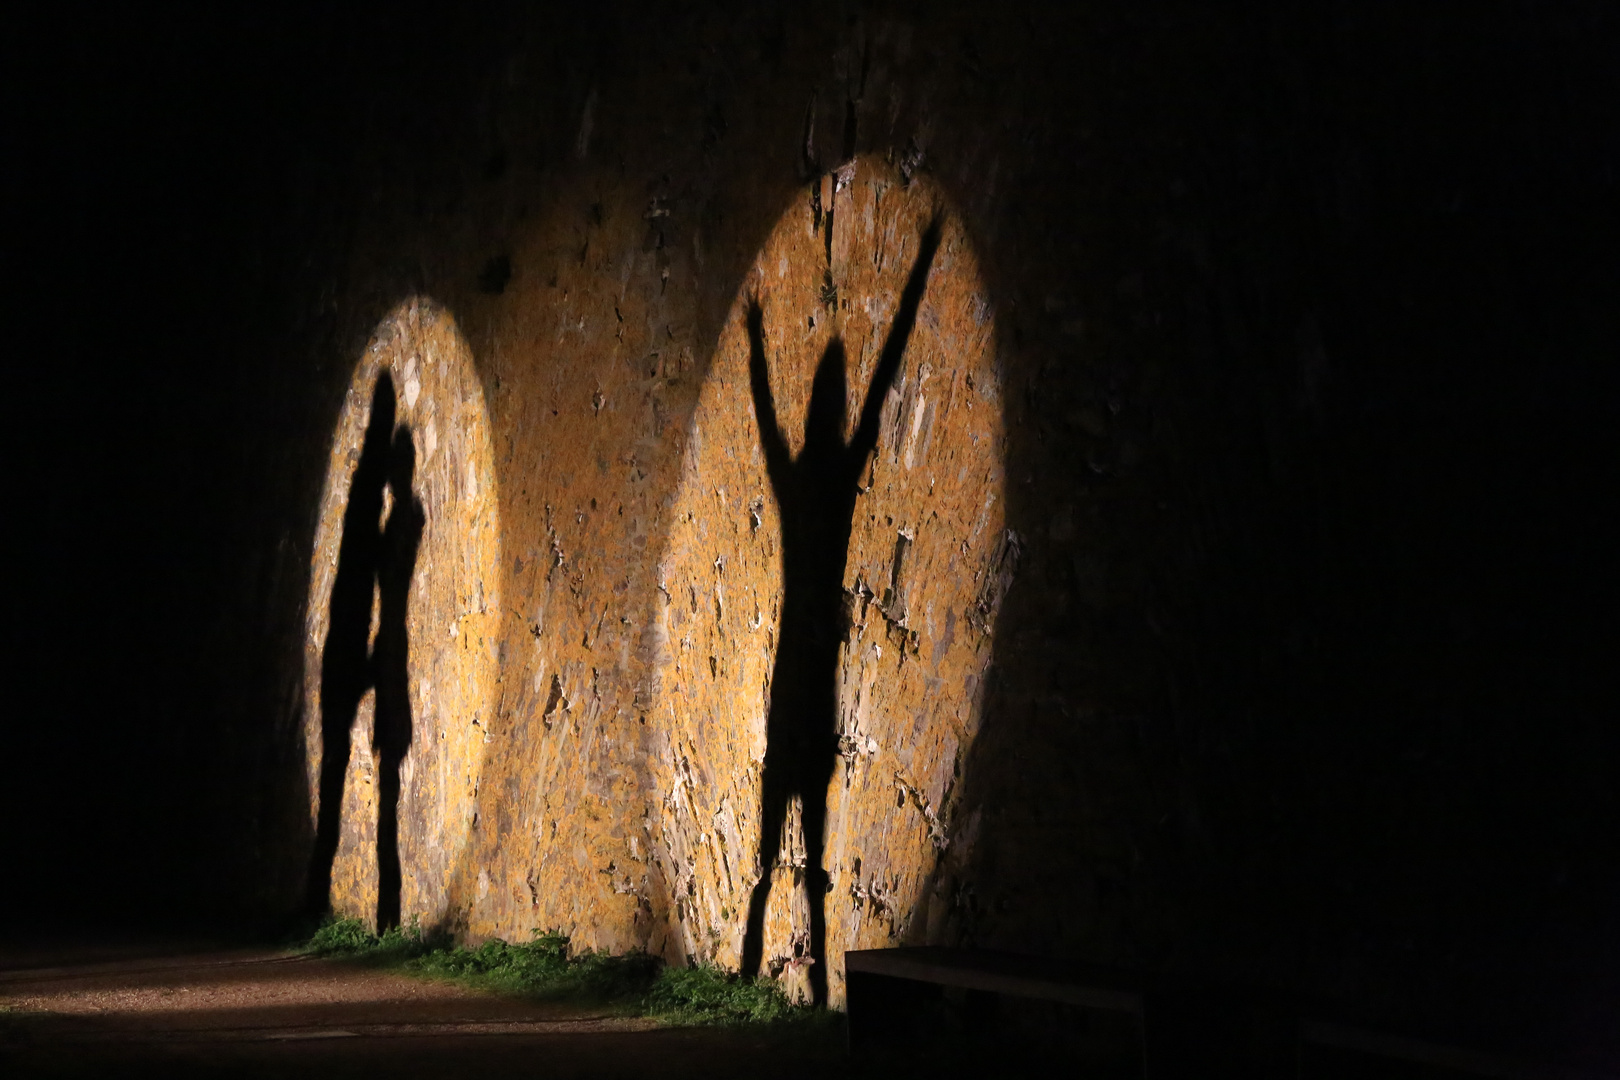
5,1,1618,1073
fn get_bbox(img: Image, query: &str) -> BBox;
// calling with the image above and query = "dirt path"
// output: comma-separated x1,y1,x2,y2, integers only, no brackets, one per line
0,944,840,1078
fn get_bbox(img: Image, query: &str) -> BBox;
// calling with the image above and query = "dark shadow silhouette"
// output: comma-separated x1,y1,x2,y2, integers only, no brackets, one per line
740,218,942,1004
305,372,423,931
373,427,424,930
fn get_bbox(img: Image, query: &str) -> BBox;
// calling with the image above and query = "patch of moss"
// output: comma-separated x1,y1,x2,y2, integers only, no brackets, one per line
305,915,431,961
298,919,820,1028
644,963,799,1025
409,933,658,1007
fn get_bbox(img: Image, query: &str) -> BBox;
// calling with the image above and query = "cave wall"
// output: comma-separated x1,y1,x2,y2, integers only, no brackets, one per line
438,162,1010,1007
15,0,1613,1058
304,301,501,928
286,23,1014,1000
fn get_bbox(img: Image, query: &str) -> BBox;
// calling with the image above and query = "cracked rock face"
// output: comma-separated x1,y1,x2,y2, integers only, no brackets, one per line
303,160,1003,1006
305,300,501,931
645,160,1006,1003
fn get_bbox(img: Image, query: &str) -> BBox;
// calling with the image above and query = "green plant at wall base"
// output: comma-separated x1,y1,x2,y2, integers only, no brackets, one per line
306,915,431,959
298,920,815,1027
410,933,660,1006
644,963,799,1025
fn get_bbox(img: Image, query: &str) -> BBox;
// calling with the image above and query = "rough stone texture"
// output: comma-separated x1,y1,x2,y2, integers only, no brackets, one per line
26,2,1609,1063
306,301,500,929
306,152,1002,1007
230,11,1615,1044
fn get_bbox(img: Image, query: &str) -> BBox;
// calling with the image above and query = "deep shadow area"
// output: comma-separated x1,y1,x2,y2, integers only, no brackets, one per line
306,374,422,930
739,220,942,1004
918,4,1620,1071
4,0,510,938
8,4,1618,1073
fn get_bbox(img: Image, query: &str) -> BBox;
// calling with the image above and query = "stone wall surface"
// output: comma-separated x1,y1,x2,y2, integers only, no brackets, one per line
17,4,1620,1061
179,1,1620,1054
307,301,500,929
304,130,1007,1001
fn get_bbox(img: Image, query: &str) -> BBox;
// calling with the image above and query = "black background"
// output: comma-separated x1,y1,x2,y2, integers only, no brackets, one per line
3,0,1616,1061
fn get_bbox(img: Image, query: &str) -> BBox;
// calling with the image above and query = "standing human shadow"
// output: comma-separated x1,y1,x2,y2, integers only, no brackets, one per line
305,372,423,931
740,217,941,1005
372,426,423,931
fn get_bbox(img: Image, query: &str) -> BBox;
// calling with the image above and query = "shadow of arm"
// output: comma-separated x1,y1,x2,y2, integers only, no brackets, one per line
747,298,792,483
849,216,943,465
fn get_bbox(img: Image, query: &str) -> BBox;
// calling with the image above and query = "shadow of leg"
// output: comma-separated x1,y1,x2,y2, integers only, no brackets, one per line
376,752,402,931
306,695,358,917
742,766,789,980
372,426,421,934
801,761,834,1007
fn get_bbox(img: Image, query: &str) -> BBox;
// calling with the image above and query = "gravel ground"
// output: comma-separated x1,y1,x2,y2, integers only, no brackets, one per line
0,944,845,1079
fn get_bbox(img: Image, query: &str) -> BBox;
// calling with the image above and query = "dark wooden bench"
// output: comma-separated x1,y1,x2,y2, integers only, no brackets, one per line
844,946,1148,1072
844,949,1609,1079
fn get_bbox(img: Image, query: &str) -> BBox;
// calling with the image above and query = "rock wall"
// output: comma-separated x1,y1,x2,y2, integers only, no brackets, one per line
303,138,1006,1004
202,1,1619,1051
306,301,499,929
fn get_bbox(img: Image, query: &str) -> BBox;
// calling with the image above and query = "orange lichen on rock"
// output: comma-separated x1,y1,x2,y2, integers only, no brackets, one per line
649,161,1006,1003
305,300,501,931
303,160,1004,1006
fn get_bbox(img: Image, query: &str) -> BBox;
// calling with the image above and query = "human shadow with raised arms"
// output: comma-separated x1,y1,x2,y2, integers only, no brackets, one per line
741,217,942,1005
306,373,424,931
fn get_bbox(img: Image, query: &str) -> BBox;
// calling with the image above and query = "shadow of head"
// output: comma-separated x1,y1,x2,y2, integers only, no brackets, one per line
367,371,398,450
804,340,849,456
